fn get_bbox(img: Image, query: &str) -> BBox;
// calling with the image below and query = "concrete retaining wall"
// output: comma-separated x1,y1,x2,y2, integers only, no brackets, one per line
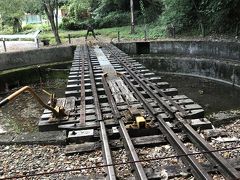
0,45,75,71
137,56,240,87
115,41,240,60
150,41,240,60
115,42,137,54
115,40,240,86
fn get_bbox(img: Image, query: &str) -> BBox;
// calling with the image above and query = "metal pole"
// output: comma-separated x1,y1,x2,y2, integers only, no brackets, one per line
36,38,40,48
117,31,120,42
173,25,176,38
144,30,147,41
3,40,6,52
68,34,71,44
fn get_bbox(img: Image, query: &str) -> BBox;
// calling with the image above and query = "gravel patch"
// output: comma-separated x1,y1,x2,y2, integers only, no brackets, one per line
136,145,183,168
112,149,132,179
0,145,104,179
210,120,240,159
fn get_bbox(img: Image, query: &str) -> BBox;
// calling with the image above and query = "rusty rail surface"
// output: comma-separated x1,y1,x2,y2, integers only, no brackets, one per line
29,42,240,180
104,43,240,179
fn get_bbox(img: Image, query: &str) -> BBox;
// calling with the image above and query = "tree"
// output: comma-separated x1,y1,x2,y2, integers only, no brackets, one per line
24,0,43,14
160,0,193,30
68,0,92,21
191,0,207,37
41,0,61,44
0,0,26,33
130,0,135,33
203,0,240,33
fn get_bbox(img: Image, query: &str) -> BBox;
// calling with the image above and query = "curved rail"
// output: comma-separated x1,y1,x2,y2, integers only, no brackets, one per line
104,43,240,179
122,73,212,180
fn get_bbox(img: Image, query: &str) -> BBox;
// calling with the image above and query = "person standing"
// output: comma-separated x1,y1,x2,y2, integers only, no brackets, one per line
85,23,96,40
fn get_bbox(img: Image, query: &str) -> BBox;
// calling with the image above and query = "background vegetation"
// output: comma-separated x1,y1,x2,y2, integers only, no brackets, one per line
0,0,239,44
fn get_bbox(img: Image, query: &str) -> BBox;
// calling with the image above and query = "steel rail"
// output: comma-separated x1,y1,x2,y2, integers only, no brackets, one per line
105,43,240,179
176,113,240,180
85,45,117,180
79,46,86,125
101,73,148,180
105,45,184,117
122,74,212,180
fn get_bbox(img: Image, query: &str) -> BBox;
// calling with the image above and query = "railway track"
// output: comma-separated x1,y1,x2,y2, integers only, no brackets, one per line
38,42,240,179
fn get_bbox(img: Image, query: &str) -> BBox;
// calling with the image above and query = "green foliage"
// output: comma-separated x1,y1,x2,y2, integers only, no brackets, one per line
160,0,193,30
60,0,96,30
140,0,146,24
60,17,85,30
24,0,43,14
0,0,27,31
68,0,91,20
0,0,44,33
158,0,240,34
203,0,240,32
22,24,35,31
95,11,130,28
0,0,26,19
0,0,238,38
136,1,162,24
94,0,129,18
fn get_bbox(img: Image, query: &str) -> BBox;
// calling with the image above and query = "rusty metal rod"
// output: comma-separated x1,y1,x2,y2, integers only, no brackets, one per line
0,86,59,117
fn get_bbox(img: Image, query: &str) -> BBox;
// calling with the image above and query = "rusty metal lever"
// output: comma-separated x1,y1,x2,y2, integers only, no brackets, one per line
0,86,64,118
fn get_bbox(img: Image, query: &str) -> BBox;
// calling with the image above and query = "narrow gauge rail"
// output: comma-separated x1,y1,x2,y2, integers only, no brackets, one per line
104,43,240,180
37,42,240,180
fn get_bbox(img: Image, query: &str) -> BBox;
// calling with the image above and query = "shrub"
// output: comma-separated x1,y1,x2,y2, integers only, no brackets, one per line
22,24,35,31
94,11,130,29
60,17,86,30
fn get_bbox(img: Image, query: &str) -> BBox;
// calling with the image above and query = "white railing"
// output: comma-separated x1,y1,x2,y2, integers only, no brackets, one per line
0,30,41,49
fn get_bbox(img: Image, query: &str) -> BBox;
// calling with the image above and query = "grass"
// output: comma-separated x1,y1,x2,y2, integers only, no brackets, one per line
1,22,209,45
38,23,167,45
0,22,168,45
1,21,238,45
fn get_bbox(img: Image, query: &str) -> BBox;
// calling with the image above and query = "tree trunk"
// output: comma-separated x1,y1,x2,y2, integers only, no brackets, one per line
13,18,22,33
55,0,59,38
130,0,135,34
42,0,61,44
200,21,205,37
191,0,206,37
236,22,240,37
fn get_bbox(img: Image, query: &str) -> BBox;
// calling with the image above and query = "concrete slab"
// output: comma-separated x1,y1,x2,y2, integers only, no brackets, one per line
0,125,7,134
0,134,14,145
0,131,66,145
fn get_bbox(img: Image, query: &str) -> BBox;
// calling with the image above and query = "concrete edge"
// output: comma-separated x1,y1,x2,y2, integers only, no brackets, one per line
0,130,67,145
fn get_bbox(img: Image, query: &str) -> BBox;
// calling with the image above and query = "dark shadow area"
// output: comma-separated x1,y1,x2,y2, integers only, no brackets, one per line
136,42,150,54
